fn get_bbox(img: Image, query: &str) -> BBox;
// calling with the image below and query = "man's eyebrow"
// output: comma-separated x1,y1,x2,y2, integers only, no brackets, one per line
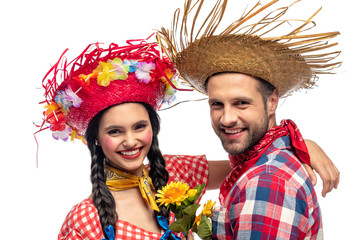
208,98,221,104
233,97,253,103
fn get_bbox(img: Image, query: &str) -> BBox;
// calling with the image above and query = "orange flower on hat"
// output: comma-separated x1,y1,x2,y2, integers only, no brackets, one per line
77,74,93,86
44,102,60,117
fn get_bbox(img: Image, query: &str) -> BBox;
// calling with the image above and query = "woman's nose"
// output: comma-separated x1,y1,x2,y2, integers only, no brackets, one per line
122,133,138,148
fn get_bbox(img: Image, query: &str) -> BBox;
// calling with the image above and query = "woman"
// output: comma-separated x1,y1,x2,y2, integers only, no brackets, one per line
39,40,209,239
37,39,338,240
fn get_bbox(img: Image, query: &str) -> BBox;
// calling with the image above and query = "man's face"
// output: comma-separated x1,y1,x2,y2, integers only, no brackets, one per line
207,73,271,155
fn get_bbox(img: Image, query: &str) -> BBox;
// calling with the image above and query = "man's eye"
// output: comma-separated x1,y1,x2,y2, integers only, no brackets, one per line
236,101,249,106
211,102,223,107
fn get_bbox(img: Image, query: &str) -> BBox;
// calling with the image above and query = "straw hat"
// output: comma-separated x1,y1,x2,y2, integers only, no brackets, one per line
157,0,341,97
37,40,179,142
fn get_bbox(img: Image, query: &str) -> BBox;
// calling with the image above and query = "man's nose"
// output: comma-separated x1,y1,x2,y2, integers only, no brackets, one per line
220,107,237,127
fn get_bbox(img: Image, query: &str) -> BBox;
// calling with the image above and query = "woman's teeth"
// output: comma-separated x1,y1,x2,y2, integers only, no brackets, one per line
121,148,140,156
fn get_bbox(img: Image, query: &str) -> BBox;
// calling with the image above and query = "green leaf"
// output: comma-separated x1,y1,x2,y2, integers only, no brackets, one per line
183,203,200,216
192,184,205,203
170,213,195,237
181,214,193,237
169,220,185,233
196,215,212,240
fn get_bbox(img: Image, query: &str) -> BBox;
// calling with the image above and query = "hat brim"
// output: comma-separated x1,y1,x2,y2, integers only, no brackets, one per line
176,34,313,97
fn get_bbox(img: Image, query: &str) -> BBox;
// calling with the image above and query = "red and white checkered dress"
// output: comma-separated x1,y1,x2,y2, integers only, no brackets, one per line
58,154,209,240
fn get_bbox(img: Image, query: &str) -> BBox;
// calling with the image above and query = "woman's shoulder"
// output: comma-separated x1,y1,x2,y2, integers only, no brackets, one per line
64,199,97,218
58,199,103,240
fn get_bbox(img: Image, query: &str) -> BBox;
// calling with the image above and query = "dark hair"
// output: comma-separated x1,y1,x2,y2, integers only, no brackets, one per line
254,77,276,105
85,102,169,239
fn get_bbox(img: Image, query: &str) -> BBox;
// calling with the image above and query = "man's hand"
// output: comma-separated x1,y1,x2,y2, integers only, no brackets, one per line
304,139,340,197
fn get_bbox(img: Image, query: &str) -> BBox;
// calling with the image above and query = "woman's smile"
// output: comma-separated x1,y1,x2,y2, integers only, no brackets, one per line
117,147,143,159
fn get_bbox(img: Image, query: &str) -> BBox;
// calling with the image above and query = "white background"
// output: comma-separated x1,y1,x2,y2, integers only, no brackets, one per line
1,0,359,239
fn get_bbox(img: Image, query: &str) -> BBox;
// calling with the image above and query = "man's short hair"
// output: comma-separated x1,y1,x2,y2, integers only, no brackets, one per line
255,77,276,104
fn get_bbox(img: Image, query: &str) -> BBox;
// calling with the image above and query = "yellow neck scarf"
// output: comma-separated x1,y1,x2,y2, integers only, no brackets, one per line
105,164,159,212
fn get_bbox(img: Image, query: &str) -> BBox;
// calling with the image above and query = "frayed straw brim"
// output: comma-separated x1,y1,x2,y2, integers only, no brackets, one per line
157,0,341,97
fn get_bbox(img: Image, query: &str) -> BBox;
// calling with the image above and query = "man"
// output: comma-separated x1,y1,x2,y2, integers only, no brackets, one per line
157,0,341,238
208,73,322,239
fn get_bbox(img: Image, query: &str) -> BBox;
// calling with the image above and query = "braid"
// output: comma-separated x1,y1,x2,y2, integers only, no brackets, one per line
86,110,118,239
148,136,169,218
141,103,170,218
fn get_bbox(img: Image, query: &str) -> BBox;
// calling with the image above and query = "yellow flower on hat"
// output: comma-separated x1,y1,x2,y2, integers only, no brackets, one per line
156,181,191,207
96,62,117,87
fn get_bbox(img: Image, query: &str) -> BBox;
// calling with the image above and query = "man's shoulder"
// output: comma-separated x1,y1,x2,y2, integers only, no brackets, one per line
230,136,313,198
258,136,305,179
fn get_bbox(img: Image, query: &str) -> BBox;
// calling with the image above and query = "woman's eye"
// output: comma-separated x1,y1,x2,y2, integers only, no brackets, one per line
108,129,121,135
135,124,146,130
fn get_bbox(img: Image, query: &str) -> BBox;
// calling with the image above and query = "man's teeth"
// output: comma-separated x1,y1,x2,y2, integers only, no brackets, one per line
225,129,242,134
121,149,140,156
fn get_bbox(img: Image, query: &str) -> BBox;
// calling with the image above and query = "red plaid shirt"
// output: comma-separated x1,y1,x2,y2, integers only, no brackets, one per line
58,154,208,240
212,137,322,240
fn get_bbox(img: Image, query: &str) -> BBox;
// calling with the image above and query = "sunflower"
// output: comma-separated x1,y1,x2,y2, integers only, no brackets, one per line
201,200,216,216
156,181,192,207
193,214,202,227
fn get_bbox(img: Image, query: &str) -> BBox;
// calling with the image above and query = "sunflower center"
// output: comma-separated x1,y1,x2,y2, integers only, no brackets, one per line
164,187,183,199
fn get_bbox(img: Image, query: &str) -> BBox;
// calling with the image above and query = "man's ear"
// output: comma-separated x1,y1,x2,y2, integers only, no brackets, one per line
266,89,279,116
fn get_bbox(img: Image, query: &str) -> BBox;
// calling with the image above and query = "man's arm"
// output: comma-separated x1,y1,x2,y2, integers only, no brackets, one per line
304,139,340,197
207,160,232,190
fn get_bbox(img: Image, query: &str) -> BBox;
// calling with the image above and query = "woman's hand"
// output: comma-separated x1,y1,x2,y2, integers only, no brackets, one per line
182,232,195,240
304,139,340,197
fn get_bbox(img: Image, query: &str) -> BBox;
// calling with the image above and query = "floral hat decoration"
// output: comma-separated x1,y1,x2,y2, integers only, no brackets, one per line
36,37,187,144
157,0,341,97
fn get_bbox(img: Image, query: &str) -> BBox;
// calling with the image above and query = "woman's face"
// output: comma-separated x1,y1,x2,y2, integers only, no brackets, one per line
98,103,153,176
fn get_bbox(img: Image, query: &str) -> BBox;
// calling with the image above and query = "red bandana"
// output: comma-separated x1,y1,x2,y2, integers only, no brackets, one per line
219,119,310,205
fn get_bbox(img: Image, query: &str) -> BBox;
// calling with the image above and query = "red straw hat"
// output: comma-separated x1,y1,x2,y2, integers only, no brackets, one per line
37,38,183,143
